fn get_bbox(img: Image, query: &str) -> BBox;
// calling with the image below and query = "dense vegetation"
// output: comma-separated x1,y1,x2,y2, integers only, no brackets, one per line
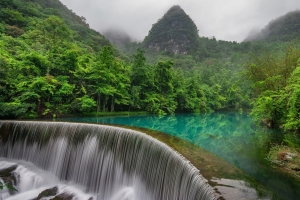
0,0,300,138
248,41,300,133
0,0,119,118
0,0,253,119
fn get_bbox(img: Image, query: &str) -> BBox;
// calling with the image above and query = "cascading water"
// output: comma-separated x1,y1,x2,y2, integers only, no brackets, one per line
0,121,216,200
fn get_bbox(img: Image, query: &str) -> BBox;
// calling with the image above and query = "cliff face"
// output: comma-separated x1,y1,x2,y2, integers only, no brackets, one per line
143,5,200,55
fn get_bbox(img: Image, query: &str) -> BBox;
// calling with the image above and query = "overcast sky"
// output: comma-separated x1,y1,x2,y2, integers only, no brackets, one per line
59,0,300,42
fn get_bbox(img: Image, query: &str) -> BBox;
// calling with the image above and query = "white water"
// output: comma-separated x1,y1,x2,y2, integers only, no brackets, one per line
0,121,216,200
0,160,95,200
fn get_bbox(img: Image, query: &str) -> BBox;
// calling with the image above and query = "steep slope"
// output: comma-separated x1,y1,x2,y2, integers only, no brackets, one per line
0,0,110,51
0,0,132,118
143,5,201,55
245,10,300,42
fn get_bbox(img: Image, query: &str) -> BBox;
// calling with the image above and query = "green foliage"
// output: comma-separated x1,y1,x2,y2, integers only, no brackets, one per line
284,63,300,131
251,90,287,127
77,95,96,113
0,0,295,122
0,102,36,119
249,41,300,132
0,8,26,27
0,181,18,192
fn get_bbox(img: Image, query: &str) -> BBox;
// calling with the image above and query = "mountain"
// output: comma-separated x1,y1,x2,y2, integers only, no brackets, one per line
0,0,110,51
143,5,201,55
245,10,300,42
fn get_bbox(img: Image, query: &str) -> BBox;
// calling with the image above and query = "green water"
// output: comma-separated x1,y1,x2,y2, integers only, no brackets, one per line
61,112,300,200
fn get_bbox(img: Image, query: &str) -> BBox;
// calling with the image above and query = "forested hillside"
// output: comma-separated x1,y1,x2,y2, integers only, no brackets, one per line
0,0,252,119
0,0,123,118
0,0,111,49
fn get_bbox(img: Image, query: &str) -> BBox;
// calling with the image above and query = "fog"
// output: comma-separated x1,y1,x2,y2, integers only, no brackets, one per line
59,0,300,42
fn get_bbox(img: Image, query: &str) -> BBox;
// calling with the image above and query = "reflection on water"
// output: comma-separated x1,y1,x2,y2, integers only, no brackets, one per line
60,112,300,200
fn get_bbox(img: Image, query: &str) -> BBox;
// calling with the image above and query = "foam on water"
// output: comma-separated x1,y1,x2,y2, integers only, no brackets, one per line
0,160,96,200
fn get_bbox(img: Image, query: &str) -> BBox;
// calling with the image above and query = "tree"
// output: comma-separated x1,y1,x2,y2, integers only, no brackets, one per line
149,60,177,114
284,61,300,132
249,42,300,131
0,8,26,27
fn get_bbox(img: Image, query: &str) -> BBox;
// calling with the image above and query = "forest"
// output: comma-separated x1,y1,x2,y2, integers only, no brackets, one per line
0,0,300,135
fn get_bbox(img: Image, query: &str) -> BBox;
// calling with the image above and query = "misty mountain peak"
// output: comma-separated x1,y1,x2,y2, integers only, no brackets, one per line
166,5,185,16
245,9,300,42
143,5,200,55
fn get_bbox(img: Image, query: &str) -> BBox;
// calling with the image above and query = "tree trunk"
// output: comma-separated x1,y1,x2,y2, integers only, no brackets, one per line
37,99,41,117
102,96,107,112
97,94,100,113
111,97,115,112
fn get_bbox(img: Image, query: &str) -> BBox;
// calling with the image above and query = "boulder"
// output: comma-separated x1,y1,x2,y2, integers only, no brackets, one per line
31,187,58,200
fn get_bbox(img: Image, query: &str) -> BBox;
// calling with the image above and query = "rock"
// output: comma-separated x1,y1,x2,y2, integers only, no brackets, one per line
0,165,18,183
50,192,74,200
31,187,77,200
286,152,296,157
277,151,297,161
285,152,296,160
31,186,58,200
262,118,274,128
292,167,300,171
285,155,293,160
277,152,287,161
0,164,18,190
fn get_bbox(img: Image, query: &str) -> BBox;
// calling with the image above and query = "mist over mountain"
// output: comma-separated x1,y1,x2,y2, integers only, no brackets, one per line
103,28,133,48
245,10,300,42
143,5,201,55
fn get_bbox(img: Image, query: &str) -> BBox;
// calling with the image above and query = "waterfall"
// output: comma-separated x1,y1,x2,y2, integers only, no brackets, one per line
0,121,216,200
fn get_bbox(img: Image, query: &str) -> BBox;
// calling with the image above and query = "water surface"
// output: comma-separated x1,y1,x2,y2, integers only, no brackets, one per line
61,112,300,200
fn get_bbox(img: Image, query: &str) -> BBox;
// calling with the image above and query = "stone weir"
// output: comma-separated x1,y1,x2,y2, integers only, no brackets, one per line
0,121,216,200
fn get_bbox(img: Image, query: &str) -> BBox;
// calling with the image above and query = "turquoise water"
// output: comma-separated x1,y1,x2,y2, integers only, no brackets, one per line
60,112,300,199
